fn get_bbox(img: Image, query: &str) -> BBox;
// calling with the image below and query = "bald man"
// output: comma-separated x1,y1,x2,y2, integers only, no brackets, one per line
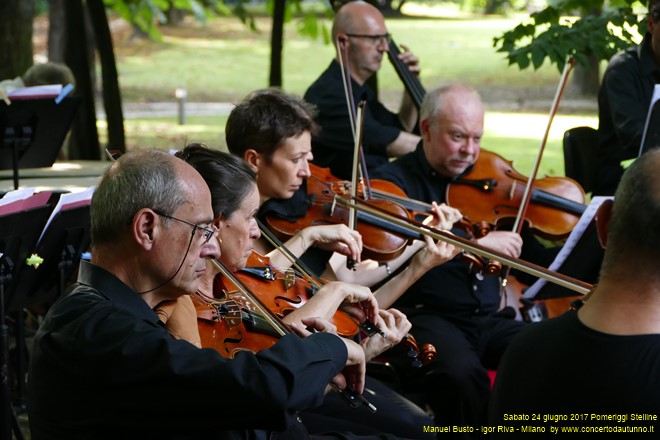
304,0,421,180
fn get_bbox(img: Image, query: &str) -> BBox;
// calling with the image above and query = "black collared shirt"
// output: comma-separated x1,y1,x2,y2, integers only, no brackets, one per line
305,60,403,180
596,33,660,195
372,144,502,316
28,260,347,439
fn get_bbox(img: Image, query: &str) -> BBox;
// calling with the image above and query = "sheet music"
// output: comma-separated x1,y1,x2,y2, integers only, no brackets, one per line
0,191,51,217
38,186,94,244
523,196,612,299
7,84,63,100
639,84,660,157
0,188,35,204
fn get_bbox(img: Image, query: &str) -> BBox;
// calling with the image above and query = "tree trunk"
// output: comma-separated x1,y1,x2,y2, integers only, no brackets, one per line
269,0,286,88
87,0,126,153
572,54,600,97
48,0,66,62
0,0,35,80
166,2,186,26
65,0,100,160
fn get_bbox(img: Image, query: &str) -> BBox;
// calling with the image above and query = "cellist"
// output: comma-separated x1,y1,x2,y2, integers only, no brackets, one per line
304,0,421,180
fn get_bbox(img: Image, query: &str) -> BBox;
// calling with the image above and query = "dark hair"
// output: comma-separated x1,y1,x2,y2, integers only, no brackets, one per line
601,148,660,273
225,88,318,161
176,143,256,219
650,0,660,21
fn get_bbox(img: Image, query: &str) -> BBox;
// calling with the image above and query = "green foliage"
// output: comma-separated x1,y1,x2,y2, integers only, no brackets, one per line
493,0,645,71
104,0,220,38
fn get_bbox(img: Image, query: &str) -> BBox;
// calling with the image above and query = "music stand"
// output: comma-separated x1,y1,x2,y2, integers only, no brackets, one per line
14,203,91,312
0,199,52,440
526,222,603,301
0,96,80,190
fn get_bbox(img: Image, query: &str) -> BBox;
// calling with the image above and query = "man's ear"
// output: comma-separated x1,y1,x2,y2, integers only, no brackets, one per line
132,208,158,250
420,118,431,141
336,33,349,49
595,199,614,249
243,149,260,173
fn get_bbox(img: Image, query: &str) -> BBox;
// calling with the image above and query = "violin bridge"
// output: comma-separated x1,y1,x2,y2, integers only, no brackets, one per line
283,268,296,290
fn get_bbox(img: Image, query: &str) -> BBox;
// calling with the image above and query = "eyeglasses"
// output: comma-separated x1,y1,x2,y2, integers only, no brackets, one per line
345,33,391,47
153,210,217,244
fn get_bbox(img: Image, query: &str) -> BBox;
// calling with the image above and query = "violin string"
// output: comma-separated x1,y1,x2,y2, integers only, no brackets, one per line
386,39,425,109
210,258,289,336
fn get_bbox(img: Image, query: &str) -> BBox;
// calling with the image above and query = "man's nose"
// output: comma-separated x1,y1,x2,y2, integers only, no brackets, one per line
202,234,222,260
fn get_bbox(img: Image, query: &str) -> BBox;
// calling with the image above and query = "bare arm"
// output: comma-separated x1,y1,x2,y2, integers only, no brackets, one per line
266,225,362,270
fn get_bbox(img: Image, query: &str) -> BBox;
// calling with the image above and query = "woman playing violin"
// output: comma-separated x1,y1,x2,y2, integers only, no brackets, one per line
160,144,438,439
304,0,420,180
226,88,462,304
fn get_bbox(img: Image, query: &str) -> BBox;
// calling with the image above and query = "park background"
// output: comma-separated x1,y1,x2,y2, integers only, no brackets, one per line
2,0,649,182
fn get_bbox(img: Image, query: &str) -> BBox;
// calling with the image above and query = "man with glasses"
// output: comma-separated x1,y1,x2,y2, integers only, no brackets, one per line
27,149,371,439
304,0,421,180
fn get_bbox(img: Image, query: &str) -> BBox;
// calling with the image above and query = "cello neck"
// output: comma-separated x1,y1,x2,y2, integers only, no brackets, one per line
386,37,426,110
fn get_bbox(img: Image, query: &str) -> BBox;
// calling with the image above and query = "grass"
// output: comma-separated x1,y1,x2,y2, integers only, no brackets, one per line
105,12,600,179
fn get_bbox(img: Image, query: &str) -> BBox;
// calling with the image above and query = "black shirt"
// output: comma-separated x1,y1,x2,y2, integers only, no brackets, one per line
596,32,660,195
489,310,660,433
305,60,403,180
372,144,502,316
28,260,348,439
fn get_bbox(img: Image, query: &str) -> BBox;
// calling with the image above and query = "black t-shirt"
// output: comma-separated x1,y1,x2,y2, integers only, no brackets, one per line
489,310,660,433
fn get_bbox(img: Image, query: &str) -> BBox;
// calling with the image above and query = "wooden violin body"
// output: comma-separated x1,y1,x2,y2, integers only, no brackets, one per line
192,289,279,359
446,149,586,240
263,164,413,262
233,251,360,338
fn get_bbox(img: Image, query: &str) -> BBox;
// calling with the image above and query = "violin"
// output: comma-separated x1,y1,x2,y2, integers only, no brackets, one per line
235,250,361,338
446,149,586,240
192,286,279,358
304,163,502,276
257,220,437,369
197,257,378,412
263,163,414,262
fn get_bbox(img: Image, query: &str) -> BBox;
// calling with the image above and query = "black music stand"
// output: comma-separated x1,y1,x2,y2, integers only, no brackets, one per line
0,96,80,190
0,202,52,440
14,203,91,312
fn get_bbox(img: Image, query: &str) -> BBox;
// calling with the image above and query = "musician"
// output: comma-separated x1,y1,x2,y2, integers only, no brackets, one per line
226,88,459,309
223,89,462,438
595,0,660,196
27,150,369,439
304,0,421,180
170,143,434,439
371,83,557,435
171,144,384,356
489,148,660,433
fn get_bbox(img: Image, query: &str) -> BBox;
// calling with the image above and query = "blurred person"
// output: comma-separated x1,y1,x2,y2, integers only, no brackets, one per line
304,0,421,180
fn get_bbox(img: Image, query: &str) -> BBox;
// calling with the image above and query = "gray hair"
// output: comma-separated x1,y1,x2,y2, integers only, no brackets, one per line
420,83,482,129
91,150,188,245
